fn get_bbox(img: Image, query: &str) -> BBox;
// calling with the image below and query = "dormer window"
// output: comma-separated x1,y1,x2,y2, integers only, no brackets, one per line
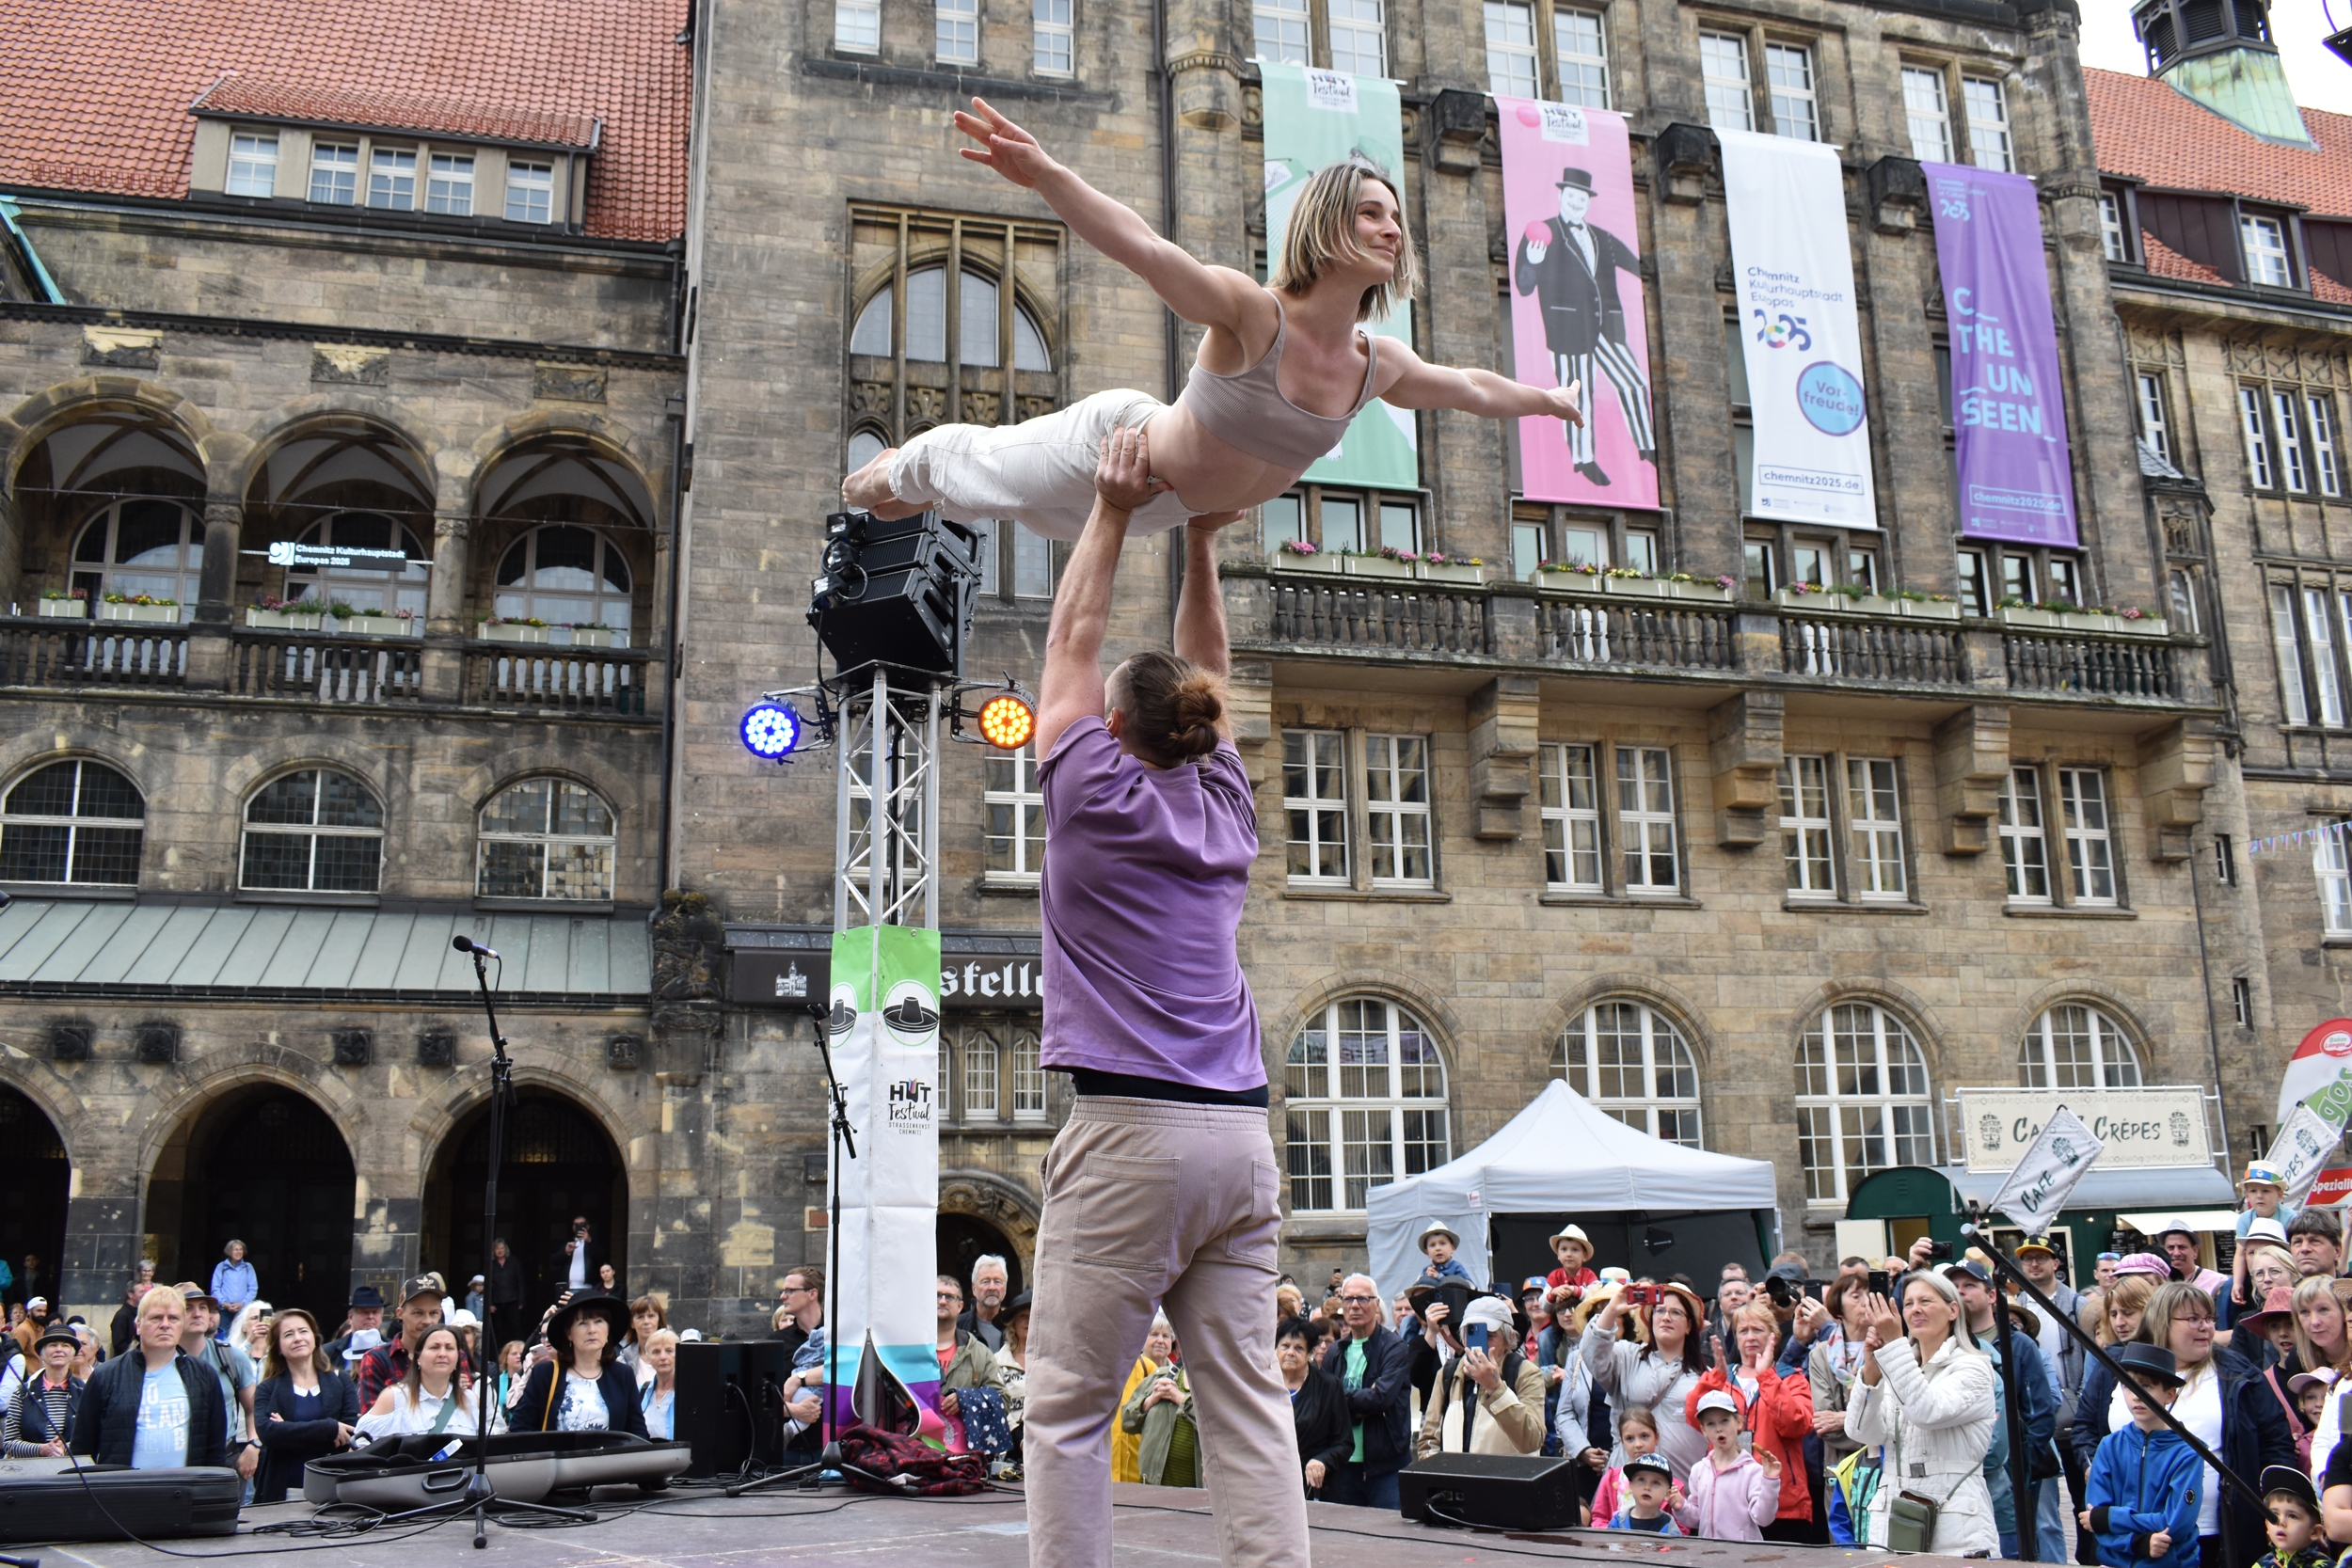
310,142,358,205
427,153,474,216
2242,212,2292,286
227,133,278,197
2099,192,2128,261
506,161,555,224
368,147,417,210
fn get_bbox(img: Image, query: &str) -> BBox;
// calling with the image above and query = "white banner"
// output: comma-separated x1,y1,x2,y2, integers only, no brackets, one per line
1719,130,1878,531
2266,1102,2344,1206
1958,1085,2213,1171
1989,1106,2105,1235
826,925,945,1434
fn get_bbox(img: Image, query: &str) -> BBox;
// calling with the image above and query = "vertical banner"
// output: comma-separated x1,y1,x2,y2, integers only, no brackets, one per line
827,923,944,1433
1718,130,1878,530
1259,61,1418,491
1925,163,2079,547
1495,98,1657,506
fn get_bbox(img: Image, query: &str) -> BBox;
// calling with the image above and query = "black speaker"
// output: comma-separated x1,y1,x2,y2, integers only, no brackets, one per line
0,1465,243,1542
808,510,980,675
675,1339,797,1478
1397,1451,1580,1531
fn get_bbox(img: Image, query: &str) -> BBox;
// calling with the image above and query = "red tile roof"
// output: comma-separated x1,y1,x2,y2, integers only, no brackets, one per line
191,77,601,151
2087,66,2352,220
2139,230,2227,285
0,0,687,241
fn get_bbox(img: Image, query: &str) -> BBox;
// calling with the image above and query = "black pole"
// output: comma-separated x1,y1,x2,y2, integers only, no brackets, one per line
1996,1298,2036,1560
1962,1216,2273,1521
466,942,513,1551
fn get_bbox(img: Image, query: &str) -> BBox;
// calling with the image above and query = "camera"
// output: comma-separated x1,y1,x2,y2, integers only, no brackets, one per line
1922,1239,1955,1262
1762,1274,1803,1307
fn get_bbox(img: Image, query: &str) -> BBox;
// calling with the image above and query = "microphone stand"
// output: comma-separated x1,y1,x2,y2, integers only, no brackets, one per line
726,1005,892,1496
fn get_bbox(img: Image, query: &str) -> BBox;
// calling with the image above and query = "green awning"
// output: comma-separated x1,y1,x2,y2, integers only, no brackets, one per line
0,899,649,1004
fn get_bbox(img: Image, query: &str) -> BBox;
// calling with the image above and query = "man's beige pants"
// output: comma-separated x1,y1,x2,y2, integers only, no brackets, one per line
1025,1096,1311,1568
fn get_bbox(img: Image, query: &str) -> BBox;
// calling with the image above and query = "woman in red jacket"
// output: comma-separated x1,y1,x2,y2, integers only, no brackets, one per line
1686,1302,1815,1541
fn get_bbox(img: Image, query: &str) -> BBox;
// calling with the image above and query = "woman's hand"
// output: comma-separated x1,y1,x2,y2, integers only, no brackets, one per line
39,1439,63,1457
1093,427,1170,514
1595,1293,1623,1331
1541,381,1585,428
1305,1458,1327,1489
1144,1376,1179,1410
941,1389,961,1418
1812,1407,1845,1435
1864,1294,1902,1348
1791,1297,1829,1341
334,1422,354,1449
1711,1337,1729,1374
954,99,1055,189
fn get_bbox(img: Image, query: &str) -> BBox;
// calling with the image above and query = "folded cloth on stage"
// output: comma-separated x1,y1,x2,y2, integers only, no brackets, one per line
835,1422,989,1496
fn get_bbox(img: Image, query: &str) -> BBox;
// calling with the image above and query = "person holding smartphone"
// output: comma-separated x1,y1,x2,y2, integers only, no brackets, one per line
1415,1291,1546,1459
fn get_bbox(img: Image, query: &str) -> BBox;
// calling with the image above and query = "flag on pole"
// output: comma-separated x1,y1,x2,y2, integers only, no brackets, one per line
1988,1105,2105,1234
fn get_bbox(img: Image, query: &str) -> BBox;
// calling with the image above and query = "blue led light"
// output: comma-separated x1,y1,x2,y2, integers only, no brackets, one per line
740,702,802,760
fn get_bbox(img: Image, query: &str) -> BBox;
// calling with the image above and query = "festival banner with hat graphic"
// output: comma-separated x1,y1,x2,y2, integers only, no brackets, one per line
1258,61,1418,493
1718,130,1878,530
1495,96,1657,508
827,924,947,1439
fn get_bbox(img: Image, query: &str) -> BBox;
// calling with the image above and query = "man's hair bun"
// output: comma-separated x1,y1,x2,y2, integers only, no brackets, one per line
1117,651,1225,765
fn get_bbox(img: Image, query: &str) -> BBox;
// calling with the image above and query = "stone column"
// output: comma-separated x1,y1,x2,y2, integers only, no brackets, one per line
423,512,470,702
0,489,24,611
183,497,242,690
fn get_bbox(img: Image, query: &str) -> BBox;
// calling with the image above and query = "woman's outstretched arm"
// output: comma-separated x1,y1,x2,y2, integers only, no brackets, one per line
1035,428,1162,757
957,99,1266,338
1375,337,1585,426
1173,512,1243,688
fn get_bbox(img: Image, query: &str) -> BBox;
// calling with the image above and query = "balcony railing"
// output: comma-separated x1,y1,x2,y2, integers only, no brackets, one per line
0,617,660,720
1234,572,2206,708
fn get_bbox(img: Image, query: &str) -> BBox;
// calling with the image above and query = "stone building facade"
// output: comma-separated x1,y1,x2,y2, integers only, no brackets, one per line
0,0,2297,1338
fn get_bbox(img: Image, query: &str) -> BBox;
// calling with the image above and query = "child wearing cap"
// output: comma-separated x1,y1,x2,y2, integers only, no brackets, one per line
1547,1227,1598,1291
2081,1342,2201,1568
1680,1386,1778,1541
2234,1164,2300,1311
1610,1451,1684,1535
2252,1465,2329,1568
1590,1406,1680,1526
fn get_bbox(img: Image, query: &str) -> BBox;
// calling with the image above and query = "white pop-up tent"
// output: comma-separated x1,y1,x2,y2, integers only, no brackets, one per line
1365,1080,1781,1298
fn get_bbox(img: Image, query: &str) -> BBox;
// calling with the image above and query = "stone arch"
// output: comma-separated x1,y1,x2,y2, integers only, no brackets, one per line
405,1064,646,1176
228,402,439,506
2009,984,2159,1083
468,414,660,530
135,1049,367,1182
2,377,216,497
1278,970,1470,1069
461,757,647,827
0,1062,89,1166
1546,973,1721,1076
216,746,398,828
0,738,154,811
1782,978,1953,1092
847,248,1059,366
939,1169,1041,1298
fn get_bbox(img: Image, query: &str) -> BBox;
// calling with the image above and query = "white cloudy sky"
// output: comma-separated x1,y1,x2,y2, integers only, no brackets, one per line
2076,0,2352,117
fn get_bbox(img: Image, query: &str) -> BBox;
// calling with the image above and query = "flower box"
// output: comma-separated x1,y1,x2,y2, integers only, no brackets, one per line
1529,569,1608,593
481,622,550,645
1343,554,1418,581
100,602,181,625
564,627,622,649
1271,551,1347,577
1999,607,2063,630
1415,562,1486,587
1663,581,1733,604
1775,588,1835,612
1844,594,1901,617
1603,577,1673,599
38,599,87,619
246,608,324,632
1897,598,1963,621
345,615,418,638
2110,615,2169,638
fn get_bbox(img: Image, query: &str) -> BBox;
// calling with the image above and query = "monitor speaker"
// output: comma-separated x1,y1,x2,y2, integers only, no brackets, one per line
675,1339,798,1478
808,510,980,675
1397,1450,1580,1531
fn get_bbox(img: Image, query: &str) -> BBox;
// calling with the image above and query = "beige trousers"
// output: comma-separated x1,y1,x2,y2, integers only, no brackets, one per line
1024,1097,1309,1568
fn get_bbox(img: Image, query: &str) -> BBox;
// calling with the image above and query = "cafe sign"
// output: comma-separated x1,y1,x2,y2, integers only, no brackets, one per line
1957,1085,2211,1172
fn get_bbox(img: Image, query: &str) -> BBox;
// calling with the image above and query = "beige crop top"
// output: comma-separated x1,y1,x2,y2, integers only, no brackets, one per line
1173,296,1383,468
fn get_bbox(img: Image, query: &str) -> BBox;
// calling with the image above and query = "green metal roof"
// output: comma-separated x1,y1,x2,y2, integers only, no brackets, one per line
0,899,650,1003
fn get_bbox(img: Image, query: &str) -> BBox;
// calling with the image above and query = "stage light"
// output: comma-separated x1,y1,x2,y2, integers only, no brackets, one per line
741,701,803,760
977,691,1035,751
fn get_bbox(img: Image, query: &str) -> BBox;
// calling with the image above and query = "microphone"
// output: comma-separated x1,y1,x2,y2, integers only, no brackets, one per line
453,935,501,959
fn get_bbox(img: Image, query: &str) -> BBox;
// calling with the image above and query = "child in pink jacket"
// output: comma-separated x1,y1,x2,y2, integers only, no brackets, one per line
1675,1388,1779,1541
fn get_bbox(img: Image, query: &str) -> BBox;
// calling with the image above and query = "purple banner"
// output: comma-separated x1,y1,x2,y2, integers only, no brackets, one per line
1925,163,2077,548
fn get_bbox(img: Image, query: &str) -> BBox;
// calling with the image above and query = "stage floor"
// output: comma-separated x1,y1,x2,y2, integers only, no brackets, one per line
34,1481,1935,1566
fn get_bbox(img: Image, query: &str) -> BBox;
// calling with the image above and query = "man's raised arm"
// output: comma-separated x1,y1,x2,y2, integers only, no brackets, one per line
1033,427,1162,758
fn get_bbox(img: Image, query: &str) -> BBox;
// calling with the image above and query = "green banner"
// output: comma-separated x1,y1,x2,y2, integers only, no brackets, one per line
1258,61,1419,493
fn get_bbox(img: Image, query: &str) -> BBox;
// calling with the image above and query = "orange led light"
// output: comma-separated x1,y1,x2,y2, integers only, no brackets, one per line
978,693,1035,750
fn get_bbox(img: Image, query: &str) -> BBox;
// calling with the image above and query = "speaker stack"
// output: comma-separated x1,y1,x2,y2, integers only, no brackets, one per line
674,1339,801,1478
807,510,981,675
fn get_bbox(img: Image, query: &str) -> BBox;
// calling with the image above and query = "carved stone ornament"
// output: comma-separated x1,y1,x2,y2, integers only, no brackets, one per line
134,1020,181,1065
82,327,161,370
650,891,724,1004
533,363,610,404
311,344,391,386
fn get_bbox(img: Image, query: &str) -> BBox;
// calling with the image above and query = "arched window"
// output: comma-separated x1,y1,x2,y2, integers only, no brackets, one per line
1283,997,1450,1212
0,759,145,886
478,779,616,901
847,428,889,478
2019,1005,2142,1088
242,769,384,893
494,526,632,636
1552,1002,1702,1147
282,512,430,616
71,499,202,613
850,266,1052,371
1794,1003,1936,1204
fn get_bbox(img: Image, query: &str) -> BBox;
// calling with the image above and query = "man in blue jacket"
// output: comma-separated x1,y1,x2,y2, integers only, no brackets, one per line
2083,1343,2201,1568
68,1283,226,1470
1317,1273,1415,1510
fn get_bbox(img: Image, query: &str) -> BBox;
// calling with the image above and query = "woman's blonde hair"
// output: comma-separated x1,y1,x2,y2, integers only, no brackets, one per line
1270,159,1419,324
2094,1275,2157,1345
2138,1281,2217,1371
2291,1274,2352,1373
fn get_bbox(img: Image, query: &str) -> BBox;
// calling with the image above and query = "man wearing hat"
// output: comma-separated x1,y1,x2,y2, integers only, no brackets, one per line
3,1323,85,1457
174,1280,257,1482
1947,1257,2057,1560
2081,1342,2201,1568
2017,1237,2085,1563
1414,1288,1547,1459
354,1275,445,1409
325,1283,387,1364
2155,1221,2227,1294
1512,166,1654,487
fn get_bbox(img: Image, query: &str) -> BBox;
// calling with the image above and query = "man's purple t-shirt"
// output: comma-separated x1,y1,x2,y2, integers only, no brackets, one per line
1038,716,1263,1090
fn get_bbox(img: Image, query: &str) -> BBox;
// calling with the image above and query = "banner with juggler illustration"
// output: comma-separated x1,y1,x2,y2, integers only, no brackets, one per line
1496,96,1657,508
1718,129,1878,531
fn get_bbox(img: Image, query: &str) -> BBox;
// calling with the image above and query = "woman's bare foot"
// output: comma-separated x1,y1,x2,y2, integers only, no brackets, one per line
843,447,922,517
